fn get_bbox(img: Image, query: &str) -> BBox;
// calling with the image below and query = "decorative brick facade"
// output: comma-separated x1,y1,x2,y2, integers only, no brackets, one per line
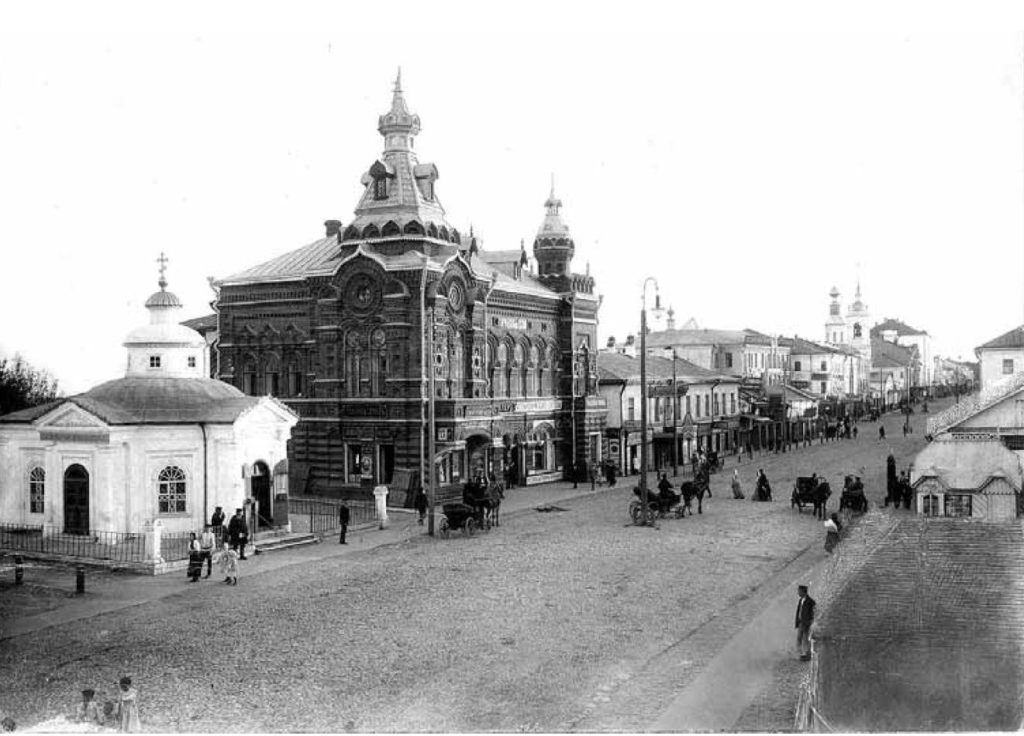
214,75,605,502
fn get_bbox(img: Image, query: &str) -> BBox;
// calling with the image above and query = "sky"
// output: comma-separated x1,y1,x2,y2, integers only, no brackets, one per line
2,2,1024,394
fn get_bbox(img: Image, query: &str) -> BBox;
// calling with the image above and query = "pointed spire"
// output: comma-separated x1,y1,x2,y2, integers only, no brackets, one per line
390,67,408,116
544,172,562,214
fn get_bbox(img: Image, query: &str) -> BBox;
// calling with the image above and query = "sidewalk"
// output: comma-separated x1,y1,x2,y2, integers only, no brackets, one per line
652,548,828,731
0,478,614,642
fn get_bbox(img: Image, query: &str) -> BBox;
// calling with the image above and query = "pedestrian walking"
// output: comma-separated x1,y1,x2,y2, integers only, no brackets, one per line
731,469,744,499
852,425,858,439
885,453,897,506
200,525,216,578
218,542,239,585
338,500,350,544
794,584,815,661
824,513,840,553
116,676,141,732
186,532,202,582
755,469,773,502
414,488,427,526
227,508,249,560
878,425,886,441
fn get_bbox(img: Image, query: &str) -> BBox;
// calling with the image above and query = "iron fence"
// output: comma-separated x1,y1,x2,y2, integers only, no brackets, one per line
288,497,378,535
0,523,147,563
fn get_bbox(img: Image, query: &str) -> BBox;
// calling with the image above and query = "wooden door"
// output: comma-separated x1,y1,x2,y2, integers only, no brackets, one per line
63,464,90,535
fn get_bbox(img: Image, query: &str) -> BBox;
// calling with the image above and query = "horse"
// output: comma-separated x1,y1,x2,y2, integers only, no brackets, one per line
679,479,708,515
483,481,505,527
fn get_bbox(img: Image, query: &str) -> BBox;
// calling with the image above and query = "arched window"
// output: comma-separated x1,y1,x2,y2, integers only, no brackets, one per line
527,344,540,397
923,493,939,516
450,333,464,398
157,466,187,514
288,360,303,397
512,343,525,398
370,328,387,396
243,357,258,395
264,355,280,396
29,466,45,514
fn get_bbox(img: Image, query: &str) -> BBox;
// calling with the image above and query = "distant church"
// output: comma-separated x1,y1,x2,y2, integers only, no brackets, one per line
0,262,297,536
213,73,606,499
823,281,872,395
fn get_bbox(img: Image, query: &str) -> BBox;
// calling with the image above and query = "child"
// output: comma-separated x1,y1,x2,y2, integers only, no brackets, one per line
218,541,239,585
117,676,141,732
186,532,203,582
76,688,101,724
101,700,117,728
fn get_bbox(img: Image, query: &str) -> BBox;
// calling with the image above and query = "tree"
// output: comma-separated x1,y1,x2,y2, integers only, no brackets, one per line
0,355,61,416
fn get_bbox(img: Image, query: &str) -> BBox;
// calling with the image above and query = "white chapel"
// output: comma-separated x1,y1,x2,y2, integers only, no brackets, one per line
0,260,297,536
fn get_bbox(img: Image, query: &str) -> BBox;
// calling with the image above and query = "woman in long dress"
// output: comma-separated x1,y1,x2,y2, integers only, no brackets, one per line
116,677,141,732
731,469,744,499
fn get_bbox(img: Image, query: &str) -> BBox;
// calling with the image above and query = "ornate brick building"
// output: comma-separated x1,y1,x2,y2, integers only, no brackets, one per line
214,75,605,500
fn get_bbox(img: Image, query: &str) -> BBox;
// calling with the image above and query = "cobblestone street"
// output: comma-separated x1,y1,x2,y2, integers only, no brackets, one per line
0,405,939,732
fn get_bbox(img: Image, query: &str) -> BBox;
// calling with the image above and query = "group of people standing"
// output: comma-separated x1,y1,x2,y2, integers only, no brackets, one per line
73,677,140,732
186,506,249,585
885,454,914,509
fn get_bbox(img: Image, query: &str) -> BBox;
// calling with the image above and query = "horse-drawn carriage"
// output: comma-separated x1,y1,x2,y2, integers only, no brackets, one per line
839,475,868,512
629,478,708,523
791,476,831,518
438,480,504,539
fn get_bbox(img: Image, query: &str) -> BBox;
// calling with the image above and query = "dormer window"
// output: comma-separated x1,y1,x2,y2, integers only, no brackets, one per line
149,355,161,368
374,177,388,200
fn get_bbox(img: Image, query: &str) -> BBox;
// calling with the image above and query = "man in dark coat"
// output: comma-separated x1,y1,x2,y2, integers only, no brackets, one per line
210,506,226,531
414,489,427,526
886,454,897,506
227,508,249,560
339,501,350,544
795,584,816,661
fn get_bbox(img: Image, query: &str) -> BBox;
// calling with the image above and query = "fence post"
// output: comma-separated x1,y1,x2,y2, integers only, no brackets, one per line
75,564,86,595
145,519,164,564
14,555,24,585
374,486,389,529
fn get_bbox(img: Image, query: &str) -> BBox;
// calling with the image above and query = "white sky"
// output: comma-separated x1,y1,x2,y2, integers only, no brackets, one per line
2,2,1024,394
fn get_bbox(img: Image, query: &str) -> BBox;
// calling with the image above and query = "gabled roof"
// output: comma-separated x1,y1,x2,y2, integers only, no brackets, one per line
646,328,750,348
911,435,1021,492
0,377,294,426
181,314,218,333
870,318,928,337
872,337,916,368
785,336,839,355
767,383,819,402
598,352,736,384
976,324,1024,351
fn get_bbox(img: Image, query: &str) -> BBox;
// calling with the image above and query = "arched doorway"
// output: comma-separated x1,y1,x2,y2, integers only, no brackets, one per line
63,464,90,535
251,461,272,529
466,434,492,482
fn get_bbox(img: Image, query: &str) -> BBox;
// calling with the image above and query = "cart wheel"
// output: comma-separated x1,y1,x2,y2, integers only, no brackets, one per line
675,505,685,518
465,517,477,536
439,517,450,539
629,501,642,524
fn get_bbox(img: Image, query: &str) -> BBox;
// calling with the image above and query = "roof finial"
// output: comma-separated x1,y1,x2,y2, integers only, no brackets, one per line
550,172,555,200
395,67,402,93
157,252,168,291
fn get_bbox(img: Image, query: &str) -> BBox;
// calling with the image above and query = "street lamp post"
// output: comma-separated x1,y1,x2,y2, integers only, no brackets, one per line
638,277,660,526
672,348,679,477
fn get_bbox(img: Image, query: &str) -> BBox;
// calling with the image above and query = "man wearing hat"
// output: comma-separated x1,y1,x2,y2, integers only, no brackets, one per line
795,583,816,661
227,507,249,560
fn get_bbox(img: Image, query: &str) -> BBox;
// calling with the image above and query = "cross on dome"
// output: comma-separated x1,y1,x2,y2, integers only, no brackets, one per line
157,252,169,291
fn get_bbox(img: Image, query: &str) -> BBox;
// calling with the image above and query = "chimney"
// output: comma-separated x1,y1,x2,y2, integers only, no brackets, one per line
324,220,343,241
